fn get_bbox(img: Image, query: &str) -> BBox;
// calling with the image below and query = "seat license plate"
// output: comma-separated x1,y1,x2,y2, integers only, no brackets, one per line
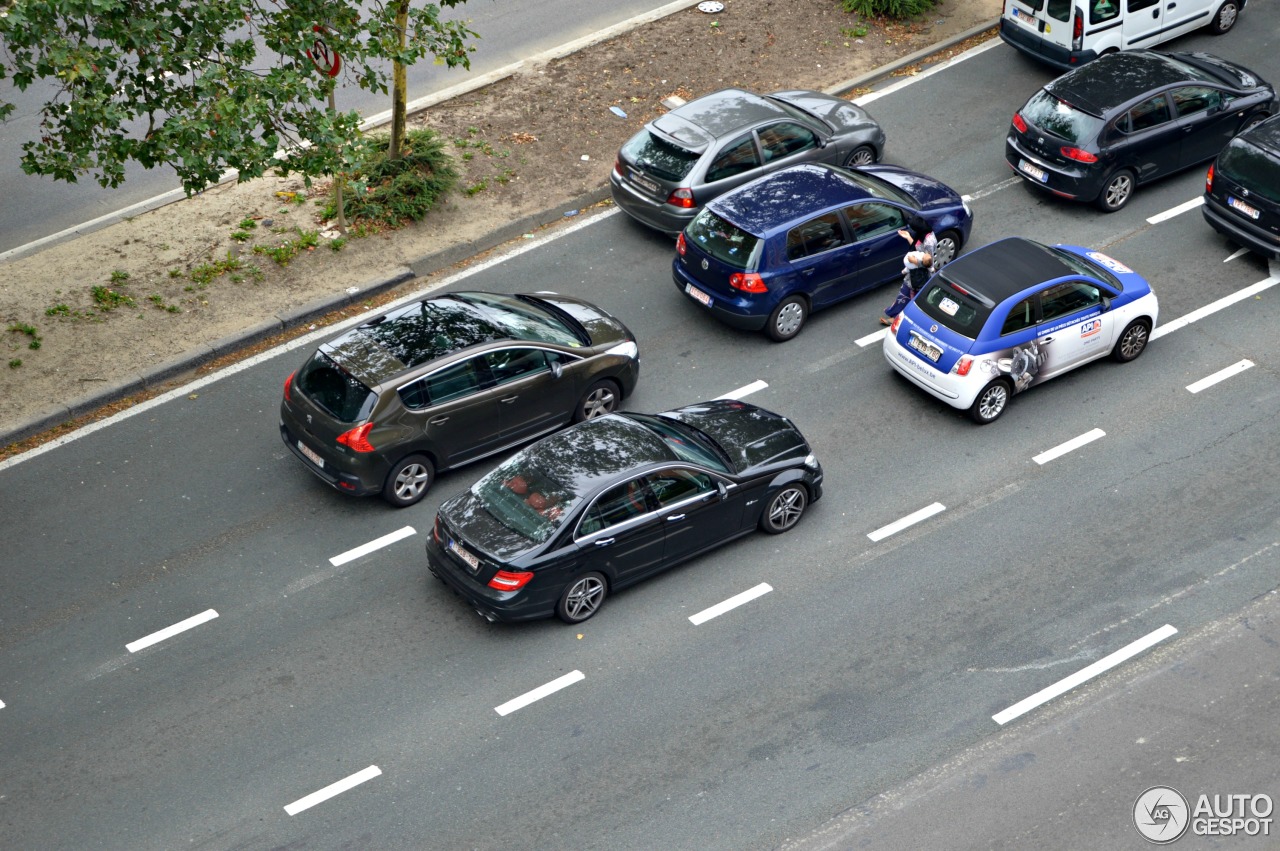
908,334,942,363
1018,159,1048,183
685,284,713,307
298,440,324,468
1228,196,1260,220
448,539,480,573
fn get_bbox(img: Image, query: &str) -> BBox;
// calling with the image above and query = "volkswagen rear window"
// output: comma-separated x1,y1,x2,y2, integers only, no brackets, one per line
1217,138,1280,204
1021,90,1102,145
685,210,762,271
297,351,377,423
915,277,992,339
621,131,699,182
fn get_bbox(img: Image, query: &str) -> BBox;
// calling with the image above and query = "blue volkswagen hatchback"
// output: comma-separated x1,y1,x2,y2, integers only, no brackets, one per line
672,162,972,341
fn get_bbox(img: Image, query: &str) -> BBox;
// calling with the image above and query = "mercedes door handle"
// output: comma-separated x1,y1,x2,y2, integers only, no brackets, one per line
666,513,686,522
429,416,449,424
500,395,519,404
593,537,615,546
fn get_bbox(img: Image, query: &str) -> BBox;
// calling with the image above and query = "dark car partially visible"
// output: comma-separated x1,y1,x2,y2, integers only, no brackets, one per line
1203,114,1280,259
1006,50,1276,212
280,292,640,507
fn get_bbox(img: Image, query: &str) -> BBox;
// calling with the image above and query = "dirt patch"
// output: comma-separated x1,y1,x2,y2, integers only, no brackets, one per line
0,0,1000,454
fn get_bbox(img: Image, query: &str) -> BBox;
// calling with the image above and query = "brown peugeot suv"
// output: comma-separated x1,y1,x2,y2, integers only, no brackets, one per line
280,291,640,507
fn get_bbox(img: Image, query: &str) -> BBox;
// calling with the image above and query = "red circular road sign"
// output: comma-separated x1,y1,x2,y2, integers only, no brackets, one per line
307,25,342,78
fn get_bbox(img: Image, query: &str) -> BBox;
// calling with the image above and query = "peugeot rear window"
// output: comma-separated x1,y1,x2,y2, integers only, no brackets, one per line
297,351,377,423
1021,90,1103,145
1217,138,1280,204
621,131,699,182
685,210,762,271
915,277,993,339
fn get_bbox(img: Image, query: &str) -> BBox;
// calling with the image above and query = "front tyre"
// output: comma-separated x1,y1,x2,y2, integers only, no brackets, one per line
766,295,808,342
556,572,607,624
969,379,1011,424
760,484,808,534
574,379,620,422
933,229,961,268
844,144,877,167
1209,0,1239,34
1111,319,1151,363
1094,169,1135,213
382,454,434,507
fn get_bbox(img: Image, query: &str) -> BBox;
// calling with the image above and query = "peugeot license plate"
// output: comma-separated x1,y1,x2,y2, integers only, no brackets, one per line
448,539,480,573
1228,196,1260,220
686,284,713,307
1018,159,1048,183
298,441,324,468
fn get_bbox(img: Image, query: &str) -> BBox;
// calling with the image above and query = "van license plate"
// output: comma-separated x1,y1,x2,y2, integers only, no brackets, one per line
1228,196,1260,220
1018,159,1048,183
685,284,713,307
298,441,324,468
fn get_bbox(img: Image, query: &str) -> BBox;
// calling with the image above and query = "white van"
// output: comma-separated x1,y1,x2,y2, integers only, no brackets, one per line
999,0,1245,70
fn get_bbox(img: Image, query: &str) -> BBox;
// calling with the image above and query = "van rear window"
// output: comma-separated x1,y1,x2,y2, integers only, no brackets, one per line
1217,138,1280,204
685,210,761,271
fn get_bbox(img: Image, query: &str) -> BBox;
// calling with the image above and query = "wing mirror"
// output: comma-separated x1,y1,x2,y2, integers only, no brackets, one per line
551,361,563,379
1101,295,1112,311
717,482,729,501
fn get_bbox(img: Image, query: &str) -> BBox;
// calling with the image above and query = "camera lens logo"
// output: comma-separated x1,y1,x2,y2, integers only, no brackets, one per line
1134,786,1190,843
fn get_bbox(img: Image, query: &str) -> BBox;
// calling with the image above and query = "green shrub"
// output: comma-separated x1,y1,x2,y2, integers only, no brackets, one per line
840,0,937,17
339,128,459,228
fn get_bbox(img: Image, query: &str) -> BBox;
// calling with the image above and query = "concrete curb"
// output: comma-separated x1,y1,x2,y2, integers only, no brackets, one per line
1,17,1000,448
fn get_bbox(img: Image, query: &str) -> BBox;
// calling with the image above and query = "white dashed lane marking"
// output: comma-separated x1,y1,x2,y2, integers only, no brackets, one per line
689,583,772,625
1033,428,1105,465
126,609,219,654
495,671,585,716
284,765,382,816
1187,360,1254,394
867,503,946,542
329,526,417,566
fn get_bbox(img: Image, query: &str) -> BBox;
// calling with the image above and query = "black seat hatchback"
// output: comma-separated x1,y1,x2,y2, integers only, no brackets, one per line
1006,50,1276,212
1203,114,1280,260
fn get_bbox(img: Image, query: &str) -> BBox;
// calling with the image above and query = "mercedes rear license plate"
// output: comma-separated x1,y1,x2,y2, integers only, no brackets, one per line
448,539,480,573
298,441,324,468
686,284,713,307
908,334,942,363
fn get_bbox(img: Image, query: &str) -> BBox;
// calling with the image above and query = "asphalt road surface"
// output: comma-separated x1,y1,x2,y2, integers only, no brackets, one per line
1,14,1278,850
0,0,685,255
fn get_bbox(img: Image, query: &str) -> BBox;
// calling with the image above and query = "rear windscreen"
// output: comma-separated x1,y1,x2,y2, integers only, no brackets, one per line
621,131,699,182
685,209,761,271
297,351,376,423
1217,138,1280,204
915,277,993,340
1021,90,1102,145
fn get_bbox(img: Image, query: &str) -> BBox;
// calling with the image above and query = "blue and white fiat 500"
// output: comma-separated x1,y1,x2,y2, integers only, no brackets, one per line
883,237,1159,423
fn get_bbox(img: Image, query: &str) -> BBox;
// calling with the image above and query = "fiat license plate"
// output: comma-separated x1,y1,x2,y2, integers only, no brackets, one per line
908,334,942,363
1018,159,1048,183
448,539,480,573
298,441,324,468
1228,196,1260,220
686,284,713,307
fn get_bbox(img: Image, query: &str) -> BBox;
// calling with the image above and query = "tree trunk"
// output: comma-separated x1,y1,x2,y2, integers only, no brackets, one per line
389,0,409,161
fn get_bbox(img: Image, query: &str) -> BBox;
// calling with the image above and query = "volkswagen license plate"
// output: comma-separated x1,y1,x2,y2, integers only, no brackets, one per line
298,441,324,468
908,334,942,363
448,539,480,573
686,284,713,307
1018,159,1048,183
1228,196,1260,220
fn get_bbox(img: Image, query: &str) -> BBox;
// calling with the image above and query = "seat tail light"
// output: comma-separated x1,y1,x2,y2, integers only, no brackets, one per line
728,272,767,293
336,422,375,453
1060,146,1098,163
488,570,534,591
1012,112,1028,134
667,187,696,209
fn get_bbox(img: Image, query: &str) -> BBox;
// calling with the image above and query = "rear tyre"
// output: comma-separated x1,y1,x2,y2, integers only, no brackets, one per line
556,572,607,624
574,379,620,422
1094,169,1135,213
969,380,1011,425
1209,0,1240,34
766,295,808,342
844,145,877,167
382,454,434,507
759,484,808,534
1111,319,1151,363
933,230,961,268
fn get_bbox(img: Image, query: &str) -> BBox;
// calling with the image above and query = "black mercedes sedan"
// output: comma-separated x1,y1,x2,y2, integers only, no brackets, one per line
1006,50,1276,212
426,400,823,624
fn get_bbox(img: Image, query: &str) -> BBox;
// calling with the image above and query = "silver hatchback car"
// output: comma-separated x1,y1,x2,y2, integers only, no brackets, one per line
610,88,885,235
